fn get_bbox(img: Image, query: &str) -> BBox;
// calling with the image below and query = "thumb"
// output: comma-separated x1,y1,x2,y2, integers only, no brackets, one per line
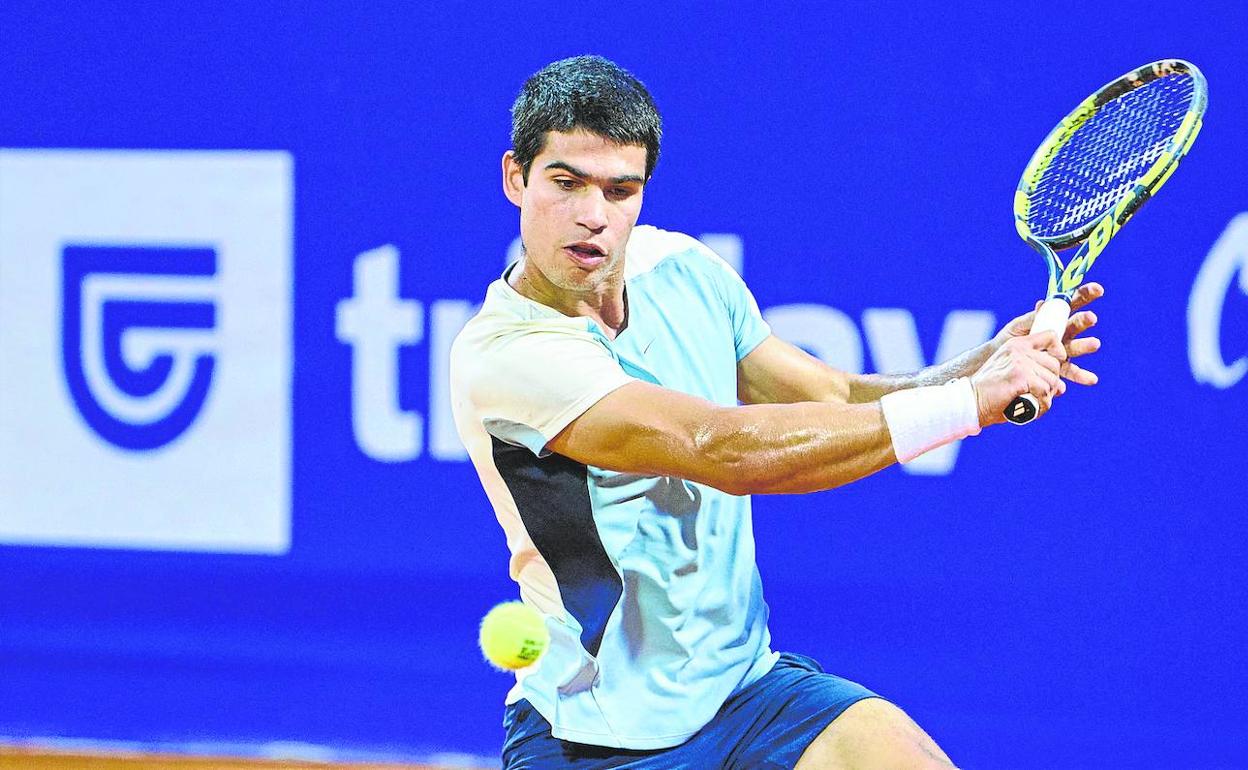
1029,330,1066,360
1028,329,1058,348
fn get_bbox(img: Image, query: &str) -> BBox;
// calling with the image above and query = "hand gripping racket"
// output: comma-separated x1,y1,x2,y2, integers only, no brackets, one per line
1005,59,1207,424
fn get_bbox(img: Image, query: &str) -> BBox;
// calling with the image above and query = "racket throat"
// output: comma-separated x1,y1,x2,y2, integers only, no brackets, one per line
1031,296,1072,338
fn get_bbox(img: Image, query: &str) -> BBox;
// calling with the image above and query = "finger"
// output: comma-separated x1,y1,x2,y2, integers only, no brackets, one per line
1069,282,1105,311
1066,336,1101,359
1020,350,1063,395
1061,360,1100,386
1025,346,1063,377
1007,307,1040,338
1025,369,1057,412
1031,355,1063,392
1028,330,1068,361
1063,310,1098,341
1040,365,1069,396
1026,330,1057,349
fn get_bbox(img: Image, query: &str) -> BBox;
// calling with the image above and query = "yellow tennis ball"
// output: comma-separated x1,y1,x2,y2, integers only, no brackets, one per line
479,601,549,671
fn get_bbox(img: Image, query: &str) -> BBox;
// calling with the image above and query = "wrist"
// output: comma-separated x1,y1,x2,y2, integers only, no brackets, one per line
880,378,982,464
969,375,993,427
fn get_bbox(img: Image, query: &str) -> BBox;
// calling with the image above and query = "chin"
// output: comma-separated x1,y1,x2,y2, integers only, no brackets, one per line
554,274,599,292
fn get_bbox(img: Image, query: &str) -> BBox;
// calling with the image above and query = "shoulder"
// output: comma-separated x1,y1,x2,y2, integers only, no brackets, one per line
451,282,611,384
625,225,738,282
454,312,592,365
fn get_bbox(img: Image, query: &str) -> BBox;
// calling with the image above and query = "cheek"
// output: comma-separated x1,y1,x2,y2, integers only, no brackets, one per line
612,201,642,235
522,190,568,233
520,199,574,265
518,197,546,240
618,194,643,224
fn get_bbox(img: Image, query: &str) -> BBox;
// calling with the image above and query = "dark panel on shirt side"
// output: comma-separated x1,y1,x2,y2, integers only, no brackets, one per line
491,436,622,657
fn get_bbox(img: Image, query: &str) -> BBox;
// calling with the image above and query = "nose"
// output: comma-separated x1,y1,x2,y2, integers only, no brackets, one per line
575,189,608,233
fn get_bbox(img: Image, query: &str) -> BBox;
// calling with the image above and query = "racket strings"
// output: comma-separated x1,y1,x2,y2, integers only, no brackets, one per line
1027,73,1195,240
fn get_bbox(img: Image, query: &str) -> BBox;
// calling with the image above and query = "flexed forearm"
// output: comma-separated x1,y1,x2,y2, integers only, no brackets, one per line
550,333,1063,497
695,400,898,495
846,340,997,403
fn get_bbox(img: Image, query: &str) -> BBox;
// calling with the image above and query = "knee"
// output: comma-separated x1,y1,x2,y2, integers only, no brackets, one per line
796,697,957,770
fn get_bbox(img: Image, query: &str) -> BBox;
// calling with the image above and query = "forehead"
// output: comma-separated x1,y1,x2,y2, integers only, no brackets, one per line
535,129,647,178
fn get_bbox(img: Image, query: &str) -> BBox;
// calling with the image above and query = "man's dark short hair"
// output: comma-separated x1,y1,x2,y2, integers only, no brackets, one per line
511,55,662,182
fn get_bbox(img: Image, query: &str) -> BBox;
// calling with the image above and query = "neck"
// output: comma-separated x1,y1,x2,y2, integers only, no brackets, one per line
509,260,628,337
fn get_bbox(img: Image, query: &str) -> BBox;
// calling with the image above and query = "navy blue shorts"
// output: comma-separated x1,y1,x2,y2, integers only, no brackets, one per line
501,652,879,769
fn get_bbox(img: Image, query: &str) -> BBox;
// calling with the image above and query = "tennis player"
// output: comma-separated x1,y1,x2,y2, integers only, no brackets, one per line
451,55,1102,769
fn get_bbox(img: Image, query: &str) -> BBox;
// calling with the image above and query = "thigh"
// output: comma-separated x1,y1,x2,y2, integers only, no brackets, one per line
793,698,956,770
501,654,882,770
716,653,879,770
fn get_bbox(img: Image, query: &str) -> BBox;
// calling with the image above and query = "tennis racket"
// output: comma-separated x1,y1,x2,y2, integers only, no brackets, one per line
1005,58,1207,425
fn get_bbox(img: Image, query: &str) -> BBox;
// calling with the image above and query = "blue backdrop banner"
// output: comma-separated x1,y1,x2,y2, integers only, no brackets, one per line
1,2,1245,767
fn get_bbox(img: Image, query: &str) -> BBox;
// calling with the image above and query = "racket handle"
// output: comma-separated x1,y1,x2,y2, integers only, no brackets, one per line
1004,297,1072,425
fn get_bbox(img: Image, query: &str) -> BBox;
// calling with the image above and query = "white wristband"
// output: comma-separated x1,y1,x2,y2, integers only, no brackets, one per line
879,378,982,464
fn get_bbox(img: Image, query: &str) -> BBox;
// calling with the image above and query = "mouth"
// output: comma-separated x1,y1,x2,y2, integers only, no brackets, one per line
564,241,608,269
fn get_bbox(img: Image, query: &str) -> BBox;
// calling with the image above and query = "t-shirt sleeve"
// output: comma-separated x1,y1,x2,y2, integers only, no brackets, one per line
699,244,771,361
457,322,636,457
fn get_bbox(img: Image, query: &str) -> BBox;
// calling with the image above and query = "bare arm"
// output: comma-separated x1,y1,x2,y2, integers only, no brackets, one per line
735,335,852,405
850,284,1105,399
737,283,1106,406
845,343,997,403
547,380,896,496
736,334,994,406
733,335,984,405
548,311,1080,496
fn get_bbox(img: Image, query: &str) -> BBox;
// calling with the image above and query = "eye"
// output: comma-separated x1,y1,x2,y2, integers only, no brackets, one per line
554,178,578,191
608,187,635,200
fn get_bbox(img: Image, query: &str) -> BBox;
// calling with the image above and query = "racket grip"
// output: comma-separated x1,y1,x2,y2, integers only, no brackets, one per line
1004,297,1072,425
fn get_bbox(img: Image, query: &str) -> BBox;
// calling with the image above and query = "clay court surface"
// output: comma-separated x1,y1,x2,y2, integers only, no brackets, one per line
0,747,489,770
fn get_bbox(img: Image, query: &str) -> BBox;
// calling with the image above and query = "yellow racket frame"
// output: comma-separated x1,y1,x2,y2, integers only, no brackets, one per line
1004,59,1207,425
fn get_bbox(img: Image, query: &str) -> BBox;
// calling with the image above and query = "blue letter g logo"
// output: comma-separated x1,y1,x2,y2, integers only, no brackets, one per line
62,246,218,451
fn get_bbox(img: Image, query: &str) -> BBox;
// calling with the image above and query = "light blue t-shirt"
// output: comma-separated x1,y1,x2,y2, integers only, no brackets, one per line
450,225,778,749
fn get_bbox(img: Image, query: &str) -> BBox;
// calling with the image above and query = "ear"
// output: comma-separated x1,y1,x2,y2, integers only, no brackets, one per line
502,151,526,208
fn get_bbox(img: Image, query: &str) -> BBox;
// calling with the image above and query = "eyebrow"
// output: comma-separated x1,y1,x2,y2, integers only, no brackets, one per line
544,161,644,186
